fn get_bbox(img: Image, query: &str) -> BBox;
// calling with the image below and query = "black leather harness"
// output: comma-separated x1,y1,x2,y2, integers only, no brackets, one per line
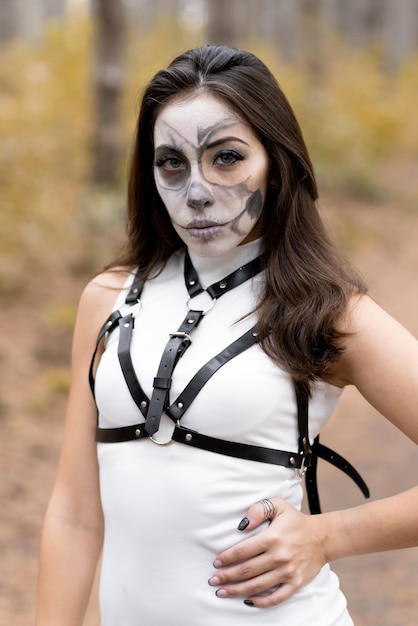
89,253,369,514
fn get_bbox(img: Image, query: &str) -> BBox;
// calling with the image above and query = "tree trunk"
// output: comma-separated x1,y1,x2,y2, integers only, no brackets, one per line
383,0,418,71
206,0,243,47
125,0,157,29
269,0,302,62
92,0,126,185
0,0,45,43
300,0,327,85
0,0,16,43
0,0,66,44
44,0,66,21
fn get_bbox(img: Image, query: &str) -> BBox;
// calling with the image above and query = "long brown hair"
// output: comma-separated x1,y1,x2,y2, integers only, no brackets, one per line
114,45,367,393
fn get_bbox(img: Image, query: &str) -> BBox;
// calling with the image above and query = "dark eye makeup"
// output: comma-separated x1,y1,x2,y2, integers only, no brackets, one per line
154,148,245,171
154,154,185,171
213,149,245,166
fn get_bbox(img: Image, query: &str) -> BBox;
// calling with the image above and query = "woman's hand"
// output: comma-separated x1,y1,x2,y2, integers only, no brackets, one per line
208,498,328,608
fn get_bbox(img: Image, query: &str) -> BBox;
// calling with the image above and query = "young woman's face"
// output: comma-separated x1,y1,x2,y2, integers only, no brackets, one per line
153,93,270,257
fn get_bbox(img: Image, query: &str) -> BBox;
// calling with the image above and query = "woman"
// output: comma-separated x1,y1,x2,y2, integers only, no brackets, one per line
36,45,418,625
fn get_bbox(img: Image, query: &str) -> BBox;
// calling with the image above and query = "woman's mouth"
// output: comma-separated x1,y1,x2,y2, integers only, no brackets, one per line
182,219,226,239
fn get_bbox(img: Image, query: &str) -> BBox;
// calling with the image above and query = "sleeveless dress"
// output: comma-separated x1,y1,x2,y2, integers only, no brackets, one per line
94,239,353,626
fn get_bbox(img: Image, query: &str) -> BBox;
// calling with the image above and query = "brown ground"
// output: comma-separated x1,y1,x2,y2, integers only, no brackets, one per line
1,189,418,626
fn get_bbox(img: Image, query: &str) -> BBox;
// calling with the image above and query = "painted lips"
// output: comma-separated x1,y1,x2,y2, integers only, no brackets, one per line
183,220,226,238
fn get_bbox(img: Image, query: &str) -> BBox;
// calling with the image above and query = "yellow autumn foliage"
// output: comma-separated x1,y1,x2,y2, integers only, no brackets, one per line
0,18,92,293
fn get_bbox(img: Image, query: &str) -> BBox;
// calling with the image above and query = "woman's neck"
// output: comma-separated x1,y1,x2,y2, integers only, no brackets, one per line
187,239,262,289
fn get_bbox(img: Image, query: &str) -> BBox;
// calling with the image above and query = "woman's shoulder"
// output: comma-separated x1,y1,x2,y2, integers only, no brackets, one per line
76,266,136,331
320,294,381,388
326,293,418,387
83,265,136,299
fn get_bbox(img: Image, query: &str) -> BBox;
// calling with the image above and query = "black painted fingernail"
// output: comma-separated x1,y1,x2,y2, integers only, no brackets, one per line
237,516,250,531
244,599,255,606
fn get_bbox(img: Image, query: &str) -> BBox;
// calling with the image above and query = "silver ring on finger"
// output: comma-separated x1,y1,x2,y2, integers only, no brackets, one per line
260,498,276,521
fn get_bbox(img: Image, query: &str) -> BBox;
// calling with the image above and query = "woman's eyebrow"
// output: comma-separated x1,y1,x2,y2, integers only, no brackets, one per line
198,120,242,145
206,136,250,149
154,144,183,155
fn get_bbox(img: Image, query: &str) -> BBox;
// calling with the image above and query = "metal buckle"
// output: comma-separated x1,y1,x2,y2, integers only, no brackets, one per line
298,450,312,477
298,457,308,477
169,332,191,339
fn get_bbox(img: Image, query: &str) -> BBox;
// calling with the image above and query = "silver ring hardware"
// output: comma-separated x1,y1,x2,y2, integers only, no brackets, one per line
186,292,216,315
149,420,180,446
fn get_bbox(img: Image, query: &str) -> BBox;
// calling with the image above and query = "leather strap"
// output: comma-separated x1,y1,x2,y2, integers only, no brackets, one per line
171,425,303,469
118,314,149,417
95,375,370,515
295,384,370,514
89,310,122,396
145,309,204,435
305,437,370,514
91,254,370,515
294,382,312,459
96,422,148,443
144,254,263,436
125,274,145,304
89,267,145,397
167,327,258,420
97,326,259,437
95,421,303,469
184,251,262,299
95,419,370,514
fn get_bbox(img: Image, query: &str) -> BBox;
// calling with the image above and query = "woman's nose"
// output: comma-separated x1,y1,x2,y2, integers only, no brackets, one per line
186,180,215,210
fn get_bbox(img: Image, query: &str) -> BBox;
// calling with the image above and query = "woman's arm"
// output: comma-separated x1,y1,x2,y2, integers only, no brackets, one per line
319,295,418,554
208,295,418,607
36,272,128,625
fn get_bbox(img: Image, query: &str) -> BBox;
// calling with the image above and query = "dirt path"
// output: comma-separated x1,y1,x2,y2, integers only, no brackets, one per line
1,193,418,626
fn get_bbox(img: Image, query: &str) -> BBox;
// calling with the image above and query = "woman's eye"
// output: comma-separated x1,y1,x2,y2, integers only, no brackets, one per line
214,150,244,166
154,155,185,171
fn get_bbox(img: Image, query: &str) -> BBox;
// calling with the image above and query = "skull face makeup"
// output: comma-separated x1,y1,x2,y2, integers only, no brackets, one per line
153,93,270,257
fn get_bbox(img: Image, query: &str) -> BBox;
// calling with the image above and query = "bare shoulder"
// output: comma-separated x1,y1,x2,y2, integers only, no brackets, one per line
342,293,417,352
78,267,134,323
81,266,134,305
331,294,417,380
343,292,402,329
331,294,418,438
71,266,135,357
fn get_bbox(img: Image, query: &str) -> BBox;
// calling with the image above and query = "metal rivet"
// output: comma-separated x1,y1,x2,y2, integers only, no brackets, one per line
302,437,307,445
219,282,227,289
289,456,296,465
106,320,112,326
132,288,139,293
135,428,141,437
189,280,196,286
140,401,147,408
177,402,183,409
187,319,194,324
185,433,193,441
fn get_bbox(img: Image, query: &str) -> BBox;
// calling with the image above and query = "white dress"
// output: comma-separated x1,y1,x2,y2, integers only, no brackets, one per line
95,239,353,626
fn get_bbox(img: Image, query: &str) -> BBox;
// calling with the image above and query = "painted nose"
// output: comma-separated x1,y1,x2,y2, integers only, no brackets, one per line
186,180,215,210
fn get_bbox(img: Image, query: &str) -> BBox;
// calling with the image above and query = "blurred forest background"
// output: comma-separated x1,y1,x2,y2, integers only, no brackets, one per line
1,1,418,625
